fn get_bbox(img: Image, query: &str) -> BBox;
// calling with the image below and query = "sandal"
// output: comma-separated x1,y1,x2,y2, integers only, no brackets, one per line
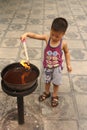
39,92,51,102
51,96,58,107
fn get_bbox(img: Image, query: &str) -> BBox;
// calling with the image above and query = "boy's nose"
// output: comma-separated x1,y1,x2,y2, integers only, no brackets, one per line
52,36,56,41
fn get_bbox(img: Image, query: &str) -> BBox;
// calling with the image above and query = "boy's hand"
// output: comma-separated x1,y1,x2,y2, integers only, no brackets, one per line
67,65,72,72
20,33,27,42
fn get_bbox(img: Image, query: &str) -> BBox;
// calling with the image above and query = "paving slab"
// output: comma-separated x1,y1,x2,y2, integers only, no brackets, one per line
0,0,87,129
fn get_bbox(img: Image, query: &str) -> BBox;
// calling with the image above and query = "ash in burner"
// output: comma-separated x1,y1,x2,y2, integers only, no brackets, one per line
3,67,38,84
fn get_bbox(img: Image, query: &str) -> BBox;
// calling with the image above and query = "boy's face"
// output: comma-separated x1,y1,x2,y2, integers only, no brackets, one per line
50,29,65,42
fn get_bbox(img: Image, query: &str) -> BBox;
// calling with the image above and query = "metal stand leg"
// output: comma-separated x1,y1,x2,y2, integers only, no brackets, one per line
17,96,24,124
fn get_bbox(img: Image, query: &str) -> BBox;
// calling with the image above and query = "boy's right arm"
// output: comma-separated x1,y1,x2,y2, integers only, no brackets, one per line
20,32,48,42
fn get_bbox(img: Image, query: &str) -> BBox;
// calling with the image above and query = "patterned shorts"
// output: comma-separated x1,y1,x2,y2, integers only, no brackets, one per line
43,67,62,86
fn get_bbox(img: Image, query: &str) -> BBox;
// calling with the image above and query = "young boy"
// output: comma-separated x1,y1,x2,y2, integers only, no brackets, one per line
20,17,72,107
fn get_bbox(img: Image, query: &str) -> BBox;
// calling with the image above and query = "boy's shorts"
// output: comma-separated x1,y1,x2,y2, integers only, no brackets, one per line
43,67,62,86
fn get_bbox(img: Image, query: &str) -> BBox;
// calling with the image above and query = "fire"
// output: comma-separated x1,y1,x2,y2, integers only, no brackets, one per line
20,60,30,70
21,72,29,84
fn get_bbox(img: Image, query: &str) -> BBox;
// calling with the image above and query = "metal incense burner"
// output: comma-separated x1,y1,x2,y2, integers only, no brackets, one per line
1,62,40,125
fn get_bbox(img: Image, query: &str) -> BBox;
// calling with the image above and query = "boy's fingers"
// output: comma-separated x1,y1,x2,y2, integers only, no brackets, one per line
20,37,25,42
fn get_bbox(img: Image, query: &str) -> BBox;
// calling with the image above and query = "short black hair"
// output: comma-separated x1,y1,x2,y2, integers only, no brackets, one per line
51,17,68,33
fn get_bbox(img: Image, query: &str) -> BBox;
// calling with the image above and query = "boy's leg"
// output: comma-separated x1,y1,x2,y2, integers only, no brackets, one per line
45,82,50,94
38,83,51,102
51,67,61,107
51,84,59,107
52,84,59,97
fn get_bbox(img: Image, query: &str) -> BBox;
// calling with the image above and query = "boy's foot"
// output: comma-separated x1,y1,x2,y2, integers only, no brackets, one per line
39,92,51,102
51,96,58,107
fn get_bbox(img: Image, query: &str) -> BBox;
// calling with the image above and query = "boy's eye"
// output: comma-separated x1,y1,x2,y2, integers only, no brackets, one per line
51,33,59,38
55,36,59,38
52,34,54,36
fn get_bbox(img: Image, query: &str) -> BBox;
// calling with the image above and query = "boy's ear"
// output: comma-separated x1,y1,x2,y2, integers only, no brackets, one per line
62,32,65,36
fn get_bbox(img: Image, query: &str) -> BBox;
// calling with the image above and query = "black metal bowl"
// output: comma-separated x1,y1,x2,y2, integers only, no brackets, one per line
1,62,40,91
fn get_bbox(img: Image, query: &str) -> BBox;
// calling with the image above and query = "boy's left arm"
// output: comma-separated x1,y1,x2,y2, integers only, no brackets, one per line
63,42,72,72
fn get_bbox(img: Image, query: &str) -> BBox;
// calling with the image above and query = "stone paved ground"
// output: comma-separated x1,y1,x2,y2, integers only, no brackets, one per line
0,0,87,130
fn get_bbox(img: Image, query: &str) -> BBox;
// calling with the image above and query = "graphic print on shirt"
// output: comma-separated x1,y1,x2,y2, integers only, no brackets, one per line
43,39,63,68
46,50,61,68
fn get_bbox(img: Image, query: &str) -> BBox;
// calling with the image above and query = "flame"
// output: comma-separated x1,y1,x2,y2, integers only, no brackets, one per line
21,74,25,84
21,72,29,84
20,60,30,69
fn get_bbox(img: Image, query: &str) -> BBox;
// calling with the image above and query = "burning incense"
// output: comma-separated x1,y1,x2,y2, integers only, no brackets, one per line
20,60,30,69
20,40,30,69
23,40,29,63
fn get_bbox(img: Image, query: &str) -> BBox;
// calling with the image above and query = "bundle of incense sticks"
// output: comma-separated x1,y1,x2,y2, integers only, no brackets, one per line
22,40,29,63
